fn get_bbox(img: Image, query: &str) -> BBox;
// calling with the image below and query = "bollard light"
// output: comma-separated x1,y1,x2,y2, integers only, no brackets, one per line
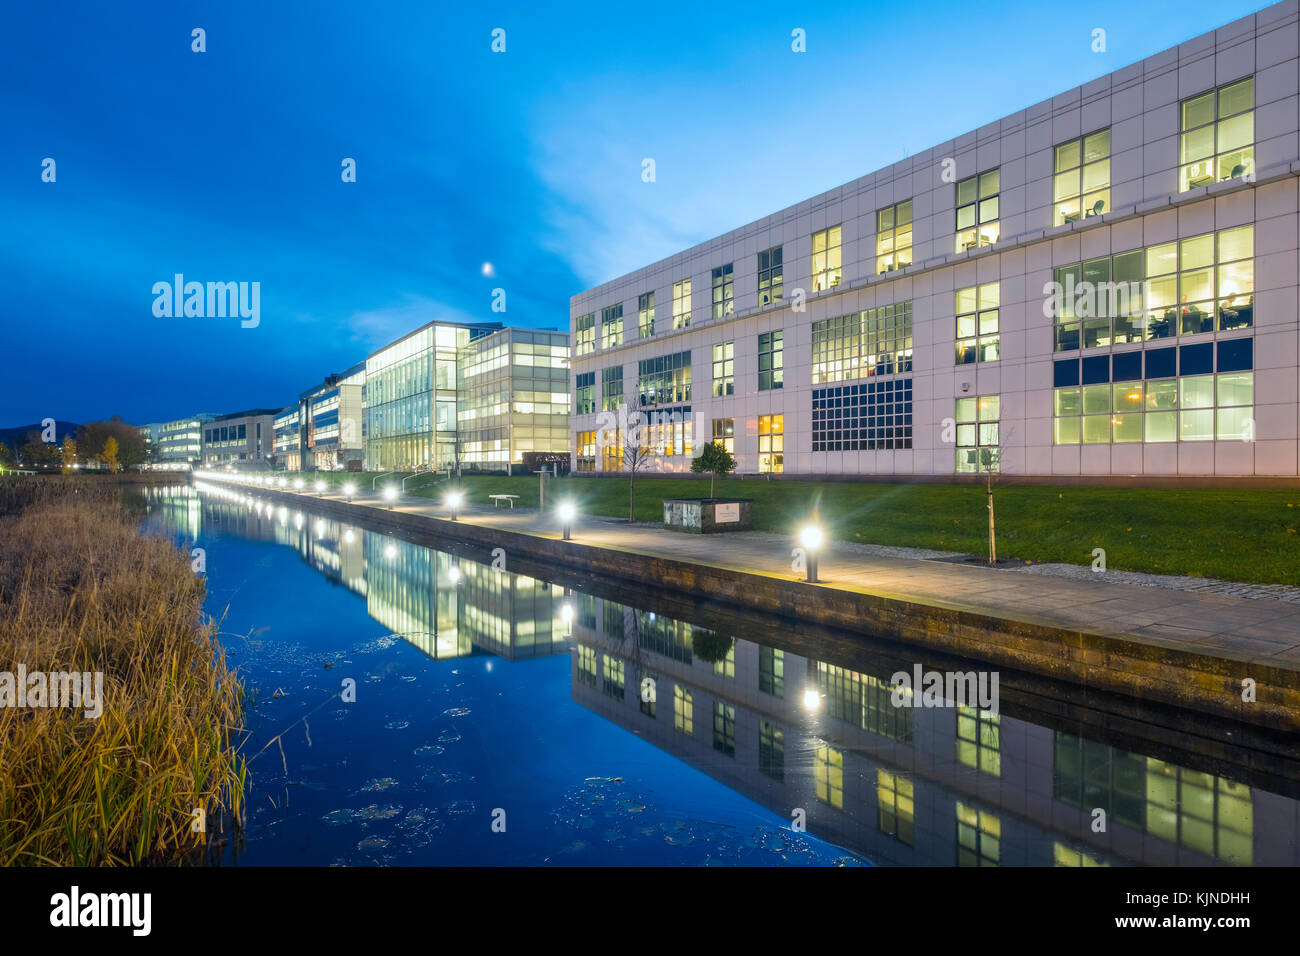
383,485,398,509
343,482,356,502
277,477,287,489
799,524,824,583
558,501,576,541
446,490,463,521
314,480,325,494
293,478,304,491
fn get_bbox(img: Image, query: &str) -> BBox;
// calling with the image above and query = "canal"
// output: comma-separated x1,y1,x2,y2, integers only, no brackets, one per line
142,483,1300,866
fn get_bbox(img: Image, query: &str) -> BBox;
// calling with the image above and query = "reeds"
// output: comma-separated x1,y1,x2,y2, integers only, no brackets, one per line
0,476,245,865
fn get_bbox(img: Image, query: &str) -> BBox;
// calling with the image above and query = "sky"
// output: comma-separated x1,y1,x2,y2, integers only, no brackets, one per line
0,0,1270,426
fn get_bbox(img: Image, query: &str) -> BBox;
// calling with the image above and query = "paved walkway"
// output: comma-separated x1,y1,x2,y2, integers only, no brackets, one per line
235,480,1300,669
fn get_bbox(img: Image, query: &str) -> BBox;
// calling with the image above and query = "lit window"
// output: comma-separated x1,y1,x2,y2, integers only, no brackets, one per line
877,770,914,845
712,342,734,397
672,279,692,329
814,743,844,809
956,705,1001,776
955,283,1000,365
673,684,693,735
575,312,595,355
758,414,783,474
600,304,623,349
711,418,734,454
638,291,655,338
811,226,842,291
876,200,913,273
955,396,999,474
1180,78,1253,191
956,801,1000,866
1054,130,1110,225
955,169,1000,253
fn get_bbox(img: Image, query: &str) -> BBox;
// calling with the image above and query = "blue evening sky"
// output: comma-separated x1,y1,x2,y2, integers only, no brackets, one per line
0,0,1266,425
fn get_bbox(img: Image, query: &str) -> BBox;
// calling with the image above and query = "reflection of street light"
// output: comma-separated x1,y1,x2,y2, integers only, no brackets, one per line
802,688,822,711
343,528,355,544
343,482,356,502
383,485,398,509
799,524,824,583
560,602,574,626
558,501,576,540
446,490,463,521
383,541,398,559
448,564,461,584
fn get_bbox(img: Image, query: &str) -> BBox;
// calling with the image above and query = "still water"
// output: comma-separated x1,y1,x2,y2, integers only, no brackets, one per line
143,484,1300,867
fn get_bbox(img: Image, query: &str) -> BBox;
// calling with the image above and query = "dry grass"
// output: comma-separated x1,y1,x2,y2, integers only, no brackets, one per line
0,476,245,865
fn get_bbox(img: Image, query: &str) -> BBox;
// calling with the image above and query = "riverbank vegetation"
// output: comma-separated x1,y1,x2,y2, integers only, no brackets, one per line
0,476,245,864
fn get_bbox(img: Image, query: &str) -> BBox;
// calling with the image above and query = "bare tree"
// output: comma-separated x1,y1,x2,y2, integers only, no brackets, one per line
621,407,652,523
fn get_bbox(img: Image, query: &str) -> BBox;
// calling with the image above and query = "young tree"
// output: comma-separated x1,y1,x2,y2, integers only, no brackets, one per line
100,436,120,473
690,441,736,499
621,410,652,523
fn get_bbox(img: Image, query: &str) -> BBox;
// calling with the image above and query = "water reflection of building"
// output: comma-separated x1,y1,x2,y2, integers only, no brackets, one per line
193,491,569,664
570,595,1298,867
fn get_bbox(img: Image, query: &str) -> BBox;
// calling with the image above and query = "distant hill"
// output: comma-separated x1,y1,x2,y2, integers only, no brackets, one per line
0,421,81,448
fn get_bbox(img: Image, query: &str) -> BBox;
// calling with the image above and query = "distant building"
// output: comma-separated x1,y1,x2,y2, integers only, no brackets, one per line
273,405,301,471
202,409,279,467
151,414,215,469
298,363,365,471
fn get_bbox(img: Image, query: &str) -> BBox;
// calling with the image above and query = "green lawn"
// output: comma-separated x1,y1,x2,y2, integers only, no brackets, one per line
392,474,1298,586
264,470,1299,585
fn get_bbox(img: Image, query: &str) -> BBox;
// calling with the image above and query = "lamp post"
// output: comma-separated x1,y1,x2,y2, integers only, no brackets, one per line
446,490,463,521
558,501,576,541
799,524,824,583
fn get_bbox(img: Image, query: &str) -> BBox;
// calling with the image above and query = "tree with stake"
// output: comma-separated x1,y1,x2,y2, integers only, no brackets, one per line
690,440,735,499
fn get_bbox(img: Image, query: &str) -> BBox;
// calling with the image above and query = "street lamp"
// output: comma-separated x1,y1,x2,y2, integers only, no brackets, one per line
383,485,398,509
446,490,463,521
558,500,576,541
799,523,824,583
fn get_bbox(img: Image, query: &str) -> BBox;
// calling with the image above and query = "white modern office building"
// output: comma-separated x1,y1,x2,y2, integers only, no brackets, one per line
570,1,1300,479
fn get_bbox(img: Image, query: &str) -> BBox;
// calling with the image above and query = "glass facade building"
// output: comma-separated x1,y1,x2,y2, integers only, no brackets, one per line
457,327,571,469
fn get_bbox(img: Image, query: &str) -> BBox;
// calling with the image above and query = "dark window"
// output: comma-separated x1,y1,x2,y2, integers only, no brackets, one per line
1145,347,1177,379
1217,337,1253,372
1180,342,1214,376
1053,359,1080,388
1081,355,1110,385
1112,351,1142,382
